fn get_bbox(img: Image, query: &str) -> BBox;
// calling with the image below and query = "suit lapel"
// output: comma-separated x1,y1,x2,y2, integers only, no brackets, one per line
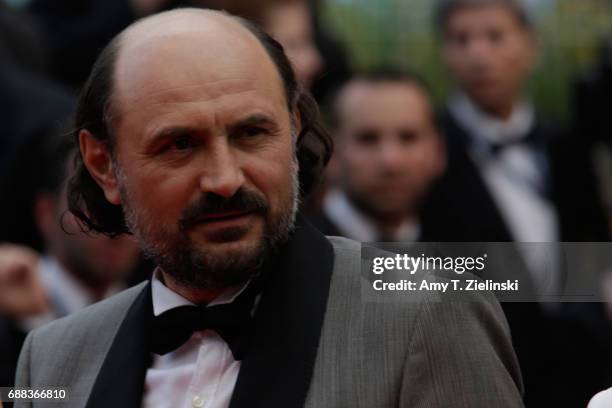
443,111,515,241
230,216,335,408
85,216,334,408
85,282,152,408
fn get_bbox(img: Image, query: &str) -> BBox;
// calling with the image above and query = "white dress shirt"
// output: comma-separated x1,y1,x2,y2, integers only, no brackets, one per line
588,387,612,408
322,188,420,242
449,94,561,294
143,270,248,408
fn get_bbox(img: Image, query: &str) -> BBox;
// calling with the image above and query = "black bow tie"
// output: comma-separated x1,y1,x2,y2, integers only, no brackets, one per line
488,130,541,156
149,281,260,360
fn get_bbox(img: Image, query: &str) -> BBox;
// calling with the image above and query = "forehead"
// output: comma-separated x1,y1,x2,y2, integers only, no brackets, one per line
444,4,527,32
338,81,431,128
114,16,287,124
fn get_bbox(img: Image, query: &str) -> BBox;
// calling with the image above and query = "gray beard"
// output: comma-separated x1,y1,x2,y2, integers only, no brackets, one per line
117,158,300,291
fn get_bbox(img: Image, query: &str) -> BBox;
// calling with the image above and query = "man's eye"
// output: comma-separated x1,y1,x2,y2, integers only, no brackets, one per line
399,130,418,144
451,32,469,47
243,126,268,138
488,29,504,45
172,135,196,150
355,130,379,146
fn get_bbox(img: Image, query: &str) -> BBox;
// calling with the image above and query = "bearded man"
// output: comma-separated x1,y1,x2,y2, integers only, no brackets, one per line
14,8,523,408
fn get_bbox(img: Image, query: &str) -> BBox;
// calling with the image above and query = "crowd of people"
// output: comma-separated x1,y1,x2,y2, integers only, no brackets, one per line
1,0,612,407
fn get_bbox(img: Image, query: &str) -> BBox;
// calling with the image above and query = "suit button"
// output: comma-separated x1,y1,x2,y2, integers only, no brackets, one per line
192,395,205,408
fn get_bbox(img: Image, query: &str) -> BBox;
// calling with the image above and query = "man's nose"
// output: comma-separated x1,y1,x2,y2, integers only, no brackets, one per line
198,137,245,199
466,37,493,66
378,140,406,170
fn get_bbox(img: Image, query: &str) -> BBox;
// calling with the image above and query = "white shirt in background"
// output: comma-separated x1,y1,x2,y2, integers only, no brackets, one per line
588,387,612,408
21,255,122,331
323,188,420,242
449,94,561,295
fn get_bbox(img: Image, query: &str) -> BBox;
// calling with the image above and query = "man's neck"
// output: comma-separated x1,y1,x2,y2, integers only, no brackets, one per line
479,102,516,122
349,194,418,237
375,214,418,240
324,189,420,242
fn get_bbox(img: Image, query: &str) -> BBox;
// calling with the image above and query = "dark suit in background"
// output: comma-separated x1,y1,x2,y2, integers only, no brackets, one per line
421,110,608,243
420,109,610,407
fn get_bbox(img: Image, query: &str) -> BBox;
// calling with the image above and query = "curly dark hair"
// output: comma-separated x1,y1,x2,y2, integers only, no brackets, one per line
67,13,333,237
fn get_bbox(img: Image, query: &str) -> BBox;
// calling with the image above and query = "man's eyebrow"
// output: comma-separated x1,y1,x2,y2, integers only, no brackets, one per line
144,126,201,148
145,114,280,146
230,114,279,131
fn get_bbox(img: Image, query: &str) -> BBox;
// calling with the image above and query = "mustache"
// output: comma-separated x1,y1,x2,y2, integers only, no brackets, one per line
179,187,268,230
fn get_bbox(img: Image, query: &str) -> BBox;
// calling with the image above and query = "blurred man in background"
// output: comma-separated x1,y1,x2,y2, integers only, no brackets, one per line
0,134,141,388
422,0,611,406
309,70,445,242
423,0,608,244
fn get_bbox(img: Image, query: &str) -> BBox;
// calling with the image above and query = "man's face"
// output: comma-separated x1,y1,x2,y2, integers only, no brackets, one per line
335,81,444,221
105,23,299,289
442,5,536,113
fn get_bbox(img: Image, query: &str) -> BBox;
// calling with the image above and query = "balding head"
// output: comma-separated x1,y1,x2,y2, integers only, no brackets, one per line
117,8,270,69
107,9,288,131
113,9,289,149
68,8,331,237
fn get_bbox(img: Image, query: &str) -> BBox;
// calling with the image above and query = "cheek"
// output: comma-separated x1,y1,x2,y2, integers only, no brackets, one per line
121,165,196,227
342,160,380,194
501,42,530,73
343,143,374,164
341,151,371,179
446,49,471,75
242,145,296,207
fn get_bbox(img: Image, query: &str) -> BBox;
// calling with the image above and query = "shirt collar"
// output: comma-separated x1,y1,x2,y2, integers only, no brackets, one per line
322,188,420,242
449,92,535,146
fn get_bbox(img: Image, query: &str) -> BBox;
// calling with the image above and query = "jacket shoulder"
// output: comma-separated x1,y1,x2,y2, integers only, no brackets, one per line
28,282,147,352
326,236,362,277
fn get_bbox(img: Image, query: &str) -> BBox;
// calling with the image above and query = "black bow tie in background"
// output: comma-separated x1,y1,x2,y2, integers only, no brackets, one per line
149,280,261,361
487,129,544,156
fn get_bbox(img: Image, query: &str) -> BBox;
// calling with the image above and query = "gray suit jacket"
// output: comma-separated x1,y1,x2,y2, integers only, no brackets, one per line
15,221,523,407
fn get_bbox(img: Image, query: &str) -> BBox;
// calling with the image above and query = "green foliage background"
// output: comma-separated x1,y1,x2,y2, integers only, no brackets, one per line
322,0,612,119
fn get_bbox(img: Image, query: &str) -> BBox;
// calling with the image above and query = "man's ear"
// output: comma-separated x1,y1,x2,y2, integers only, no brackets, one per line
79,130,121,205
